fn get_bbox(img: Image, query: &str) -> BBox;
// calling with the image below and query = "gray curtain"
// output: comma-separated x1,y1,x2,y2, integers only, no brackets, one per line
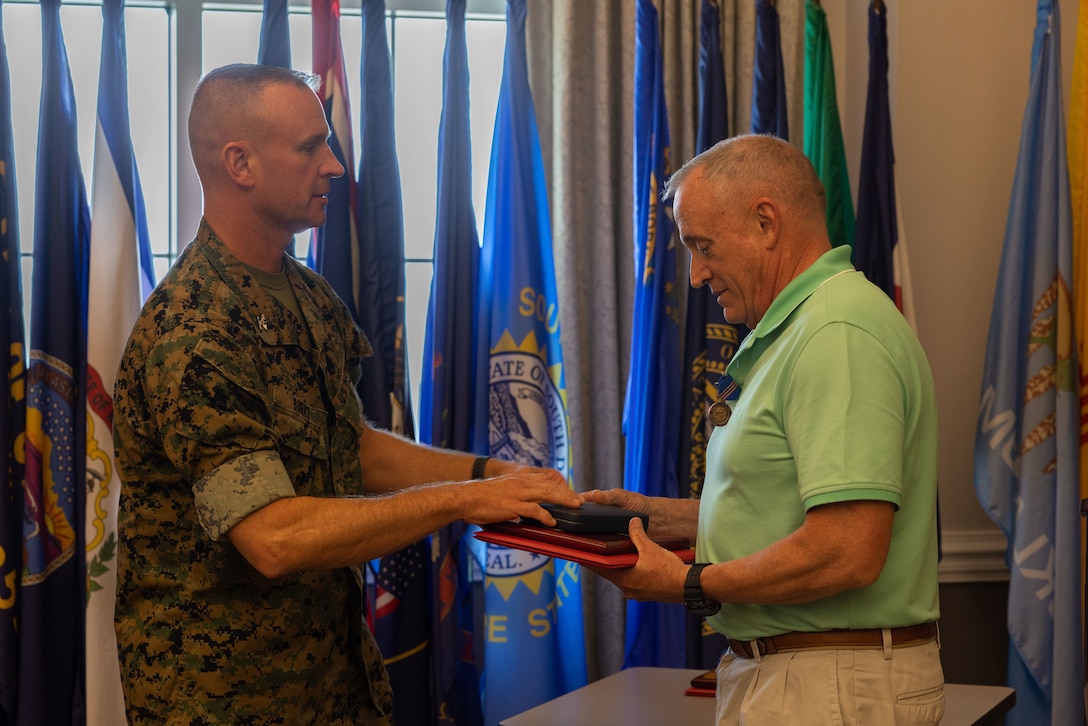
525,0,806,682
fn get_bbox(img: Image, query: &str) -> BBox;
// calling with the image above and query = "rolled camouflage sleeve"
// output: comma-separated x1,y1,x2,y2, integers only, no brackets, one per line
193,450,297,540
143,326,279,482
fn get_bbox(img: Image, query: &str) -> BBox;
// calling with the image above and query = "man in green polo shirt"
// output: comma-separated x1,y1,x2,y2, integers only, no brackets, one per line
584,134,943,725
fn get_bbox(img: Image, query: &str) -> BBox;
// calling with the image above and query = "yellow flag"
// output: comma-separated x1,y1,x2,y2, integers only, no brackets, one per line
1069,0,1088,501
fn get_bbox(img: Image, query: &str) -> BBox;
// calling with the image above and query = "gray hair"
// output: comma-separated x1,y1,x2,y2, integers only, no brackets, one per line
663,134,826,221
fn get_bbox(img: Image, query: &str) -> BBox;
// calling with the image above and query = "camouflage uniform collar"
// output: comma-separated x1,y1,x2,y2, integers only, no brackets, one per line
194,220,314,351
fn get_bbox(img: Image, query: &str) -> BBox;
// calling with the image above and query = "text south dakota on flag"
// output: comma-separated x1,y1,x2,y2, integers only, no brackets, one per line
473,0,586,722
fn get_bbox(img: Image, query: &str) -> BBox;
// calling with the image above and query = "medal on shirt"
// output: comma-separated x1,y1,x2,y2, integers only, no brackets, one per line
708,374,740,427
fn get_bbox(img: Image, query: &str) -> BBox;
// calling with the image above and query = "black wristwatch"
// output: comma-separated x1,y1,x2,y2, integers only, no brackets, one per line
684,563,721,616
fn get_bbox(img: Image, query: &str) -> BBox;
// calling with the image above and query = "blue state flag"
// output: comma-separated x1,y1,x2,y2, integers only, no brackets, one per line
258,0,291,68
973,2,1084,724
623,0,685,670
751,0,787,139
681,0,740,671
355,2,430,723
420,0,484,723
21,1,90,723
258,0,292,254
357,0,413,439
85,0,155,723
474,1,586,721
0,0,23,719
854,0,896,300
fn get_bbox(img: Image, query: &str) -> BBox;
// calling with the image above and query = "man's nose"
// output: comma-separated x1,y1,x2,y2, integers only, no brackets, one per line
689,257,711,289
324,146,346,179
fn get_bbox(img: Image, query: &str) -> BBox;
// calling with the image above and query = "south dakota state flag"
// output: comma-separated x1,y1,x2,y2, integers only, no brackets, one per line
22,1,90,723
973,1,1084,724
85,1,155,723
474,1,586,722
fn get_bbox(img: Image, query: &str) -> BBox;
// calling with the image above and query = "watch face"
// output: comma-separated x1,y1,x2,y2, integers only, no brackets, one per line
684,600,721,616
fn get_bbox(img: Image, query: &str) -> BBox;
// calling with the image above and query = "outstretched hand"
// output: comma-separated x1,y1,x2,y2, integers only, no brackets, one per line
588,517,689,604
461,467,582,527
580,487,650,514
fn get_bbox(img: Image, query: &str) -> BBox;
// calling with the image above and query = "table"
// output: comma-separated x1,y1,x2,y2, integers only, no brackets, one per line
499,667,1015,726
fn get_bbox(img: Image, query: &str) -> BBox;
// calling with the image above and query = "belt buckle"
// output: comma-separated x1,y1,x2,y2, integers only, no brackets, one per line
755,637,775,656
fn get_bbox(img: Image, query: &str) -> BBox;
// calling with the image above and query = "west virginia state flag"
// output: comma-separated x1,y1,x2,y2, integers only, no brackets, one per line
473,1,586,722
85,1,156,723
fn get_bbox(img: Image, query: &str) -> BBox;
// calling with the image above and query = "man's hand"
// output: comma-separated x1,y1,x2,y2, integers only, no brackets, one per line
581,488,699,540
588,517,689,603
460,468,582,527
580,487,651,514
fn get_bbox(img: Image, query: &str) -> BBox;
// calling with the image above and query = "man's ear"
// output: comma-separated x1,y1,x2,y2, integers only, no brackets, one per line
754,199,779,248
222,141,256,187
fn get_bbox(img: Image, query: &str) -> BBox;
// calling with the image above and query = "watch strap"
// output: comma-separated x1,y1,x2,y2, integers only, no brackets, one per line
684,562,721,616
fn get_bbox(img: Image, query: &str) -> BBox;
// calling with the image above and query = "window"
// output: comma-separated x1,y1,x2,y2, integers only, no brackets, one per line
8,0,505,431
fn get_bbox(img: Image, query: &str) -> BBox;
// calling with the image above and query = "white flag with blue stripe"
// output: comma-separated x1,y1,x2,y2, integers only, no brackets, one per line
86,0,155,722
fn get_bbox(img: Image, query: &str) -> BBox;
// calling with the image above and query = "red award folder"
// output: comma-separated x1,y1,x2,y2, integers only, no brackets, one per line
685,669,716,697
475,521,695,569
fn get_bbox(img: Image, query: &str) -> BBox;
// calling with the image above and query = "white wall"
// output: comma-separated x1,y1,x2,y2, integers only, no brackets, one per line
821,0,1081,579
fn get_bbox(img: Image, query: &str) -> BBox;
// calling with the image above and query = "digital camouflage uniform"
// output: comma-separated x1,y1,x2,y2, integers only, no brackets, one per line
113,220,393,725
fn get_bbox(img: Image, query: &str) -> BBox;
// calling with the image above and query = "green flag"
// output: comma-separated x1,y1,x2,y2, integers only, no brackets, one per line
803,0,854,249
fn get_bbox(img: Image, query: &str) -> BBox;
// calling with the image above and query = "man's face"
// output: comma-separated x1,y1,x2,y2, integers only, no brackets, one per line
673,170,768,330
250,83,345,236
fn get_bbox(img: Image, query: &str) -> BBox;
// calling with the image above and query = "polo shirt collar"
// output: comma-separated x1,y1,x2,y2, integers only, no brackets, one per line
727,245,853,385
748,244,854,342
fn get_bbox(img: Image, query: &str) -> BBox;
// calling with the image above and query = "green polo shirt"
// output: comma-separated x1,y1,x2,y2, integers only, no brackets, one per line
697,245,940,640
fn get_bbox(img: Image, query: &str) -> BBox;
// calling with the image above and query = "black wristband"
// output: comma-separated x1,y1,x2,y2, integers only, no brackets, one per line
471,456,491,480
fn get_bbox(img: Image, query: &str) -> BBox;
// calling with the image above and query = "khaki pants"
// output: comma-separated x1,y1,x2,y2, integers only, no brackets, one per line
715,638,944,725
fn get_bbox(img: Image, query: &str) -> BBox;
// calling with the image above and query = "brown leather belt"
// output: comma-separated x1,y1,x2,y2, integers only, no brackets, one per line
727,622,938,659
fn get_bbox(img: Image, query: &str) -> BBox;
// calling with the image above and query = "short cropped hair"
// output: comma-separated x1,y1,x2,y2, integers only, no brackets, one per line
663,134,826,221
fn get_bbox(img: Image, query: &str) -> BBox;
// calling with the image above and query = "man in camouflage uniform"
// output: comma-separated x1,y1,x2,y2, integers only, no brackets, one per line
112,64,581,725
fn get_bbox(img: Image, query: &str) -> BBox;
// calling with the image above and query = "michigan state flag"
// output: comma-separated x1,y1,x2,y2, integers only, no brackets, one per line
474,1,586,721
